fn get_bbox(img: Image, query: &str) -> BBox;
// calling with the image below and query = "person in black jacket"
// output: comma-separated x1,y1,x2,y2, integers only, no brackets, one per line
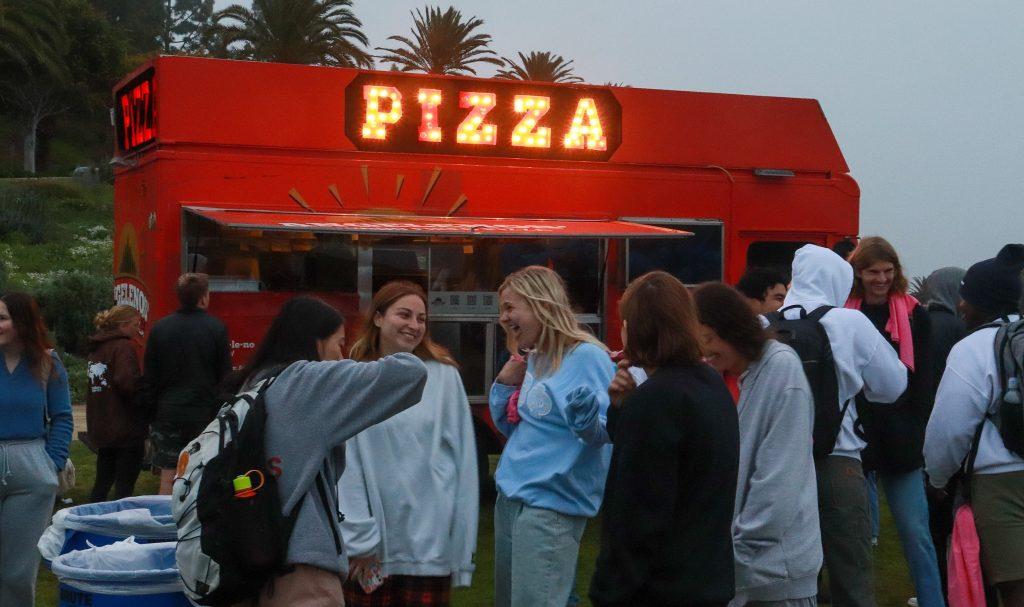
844,238,943,607
589,271,740,607
141,273,231,494
919,266,968,600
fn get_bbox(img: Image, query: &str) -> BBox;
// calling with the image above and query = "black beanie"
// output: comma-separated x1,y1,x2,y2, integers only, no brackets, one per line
960,244,1024,314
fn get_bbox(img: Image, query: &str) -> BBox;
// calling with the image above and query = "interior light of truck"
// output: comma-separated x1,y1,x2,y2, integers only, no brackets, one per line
362,85,402,140
512,95,551,148
417,88,442,142
458,92,497,145
563,97,607,151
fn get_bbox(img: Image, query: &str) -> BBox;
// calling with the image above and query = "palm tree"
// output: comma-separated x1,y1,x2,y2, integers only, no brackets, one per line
376,6,502,75
211,0,373,68
0,0,66,77
495,51,582,83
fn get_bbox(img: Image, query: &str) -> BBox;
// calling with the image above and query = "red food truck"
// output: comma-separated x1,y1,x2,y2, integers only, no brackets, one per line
111,55,858,475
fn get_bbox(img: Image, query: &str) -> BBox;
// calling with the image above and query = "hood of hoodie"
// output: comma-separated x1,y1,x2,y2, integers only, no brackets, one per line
924,266,967,314
783,244,854,310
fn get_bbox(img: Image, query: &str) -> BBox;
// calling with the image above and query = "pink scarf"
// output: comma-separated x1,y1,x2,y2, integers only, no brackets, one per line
845,293,919,371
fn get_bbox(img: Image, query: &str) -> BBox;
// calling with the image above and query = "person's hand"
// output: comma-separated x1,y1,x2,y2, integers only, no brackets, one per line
608,359,637,408
348,553,380,581
496,357,527,387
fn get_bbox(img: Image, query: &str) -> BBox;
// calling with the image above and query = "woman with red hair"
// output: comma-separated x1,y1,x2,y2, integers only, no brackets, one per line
0,292,73,606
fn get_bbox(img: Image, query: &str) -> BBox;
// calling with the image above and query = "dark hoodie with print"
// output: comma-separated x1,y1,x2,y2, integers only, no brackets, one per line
86,331,145,448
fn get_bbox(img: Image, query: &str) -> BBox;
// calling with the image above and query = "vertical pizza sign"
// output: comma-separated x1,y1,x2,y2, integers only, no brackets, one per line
113,223,151,336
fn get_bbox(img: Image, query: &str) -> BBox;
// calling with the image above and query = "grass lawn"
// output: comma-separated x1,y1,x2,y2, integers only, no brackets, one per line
36,447,915,607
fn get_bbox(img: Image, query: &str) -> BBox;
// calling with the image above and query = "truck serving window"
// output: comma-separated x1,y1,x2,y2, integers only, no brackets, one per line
183,213,357,293
628,222,723,285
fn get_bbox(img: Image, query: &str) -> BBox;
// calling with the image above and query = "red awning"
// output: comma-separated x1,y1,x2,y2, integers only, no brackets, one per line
184,207,691,238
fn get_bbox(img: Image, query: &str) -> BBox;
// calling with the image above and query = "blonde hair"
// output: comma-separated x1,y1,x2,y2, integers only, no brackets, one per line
499,266,607,377
94,304,140,331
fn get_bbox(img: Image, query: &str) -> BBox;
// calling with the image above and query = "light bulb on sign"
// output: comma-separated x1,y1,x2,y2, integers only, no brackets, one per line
417,88,442,142
458,91,497,145
511,95,551,148
563,97,607,151
361,85,402,140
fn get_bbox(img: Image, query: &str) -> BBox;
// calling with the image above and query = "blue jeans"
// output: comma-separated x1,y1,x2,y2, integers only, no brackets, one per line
878,469,945,607
866,471,880,540
494,492,587,607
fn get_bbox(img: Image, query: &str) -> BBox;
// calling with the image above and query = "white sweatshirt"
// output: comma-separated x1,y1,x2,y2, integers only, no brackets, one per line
782,245,909,459
924,317,1024,488
337,360,479,586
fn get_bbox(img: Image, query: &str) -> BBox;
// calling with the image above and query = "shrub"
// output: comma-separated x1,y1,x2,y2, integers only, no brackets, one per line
61,352,89,405
0,186,53,243
35,270,114,356
0,257,7,291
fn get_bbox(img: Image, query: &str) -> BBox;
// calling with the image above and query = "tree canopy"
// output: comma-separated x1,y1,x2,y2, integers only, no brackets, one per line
376,6,502,75
495,51,583,83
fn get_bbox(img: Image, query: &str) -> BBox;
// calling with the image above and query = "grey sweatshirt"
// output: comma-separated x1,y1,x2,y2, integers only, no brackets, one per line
261,353,427,575
733,340,822,602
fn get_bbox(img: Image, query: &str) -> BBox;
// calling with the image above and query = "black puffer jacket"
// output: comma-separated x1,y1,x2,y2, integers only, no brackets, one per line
856,303,933,473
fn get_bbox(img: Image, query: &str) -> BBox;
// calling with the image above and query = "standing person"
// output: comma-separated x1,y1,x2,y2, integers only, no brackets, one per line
0,292,73,607
925,244,1024,607
694,282,821,607
919,266,968,600
142,273,231,495
489,265,615,607
340,281,478,606
780,244,908,607
86,304,146,502
736,267,790,316
214,296,428,606
844,237,944,607
585,271,739,607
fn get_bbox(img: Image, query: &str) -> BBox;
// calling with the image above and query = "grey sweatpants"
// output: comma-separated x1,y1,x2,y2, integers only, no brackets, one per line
0,439,58,607
816,455,874,607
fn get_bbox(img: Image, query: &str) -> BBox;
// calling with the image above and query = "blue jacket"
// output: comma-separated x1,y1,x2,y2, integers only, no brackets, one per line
0,352,74,469
490,342,615,517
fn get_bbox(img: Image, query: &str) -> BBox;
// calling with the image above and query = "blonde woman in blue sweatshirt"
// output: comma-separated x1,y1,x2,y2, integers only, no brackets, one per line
339,281,478,607
490,265,616,607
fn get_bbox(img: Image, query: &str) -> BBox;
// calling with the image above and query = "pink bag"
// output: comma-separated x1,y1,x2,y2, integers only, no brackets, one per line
947,504,986,607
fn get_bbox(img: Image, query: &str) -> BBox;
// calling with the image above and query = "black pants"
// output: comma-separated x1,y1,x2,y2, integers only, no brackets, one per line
90,443,145,502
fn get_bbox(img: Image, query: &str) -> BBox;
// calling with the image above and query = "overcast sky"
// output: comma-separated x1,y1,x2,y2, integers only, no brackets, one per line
212,0,1023,276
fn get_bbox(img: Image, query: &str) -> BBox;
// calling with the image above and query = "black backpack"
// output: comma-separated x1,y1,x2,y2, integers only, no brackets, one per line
767,305,846,459
173,373,342,605
993,319,1024,459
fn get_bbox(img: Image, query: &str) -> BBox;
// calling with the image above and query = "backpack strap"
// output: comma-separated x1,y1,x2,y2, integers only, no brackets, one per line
807,306,835,322
778,304,809,319
962,415,989,503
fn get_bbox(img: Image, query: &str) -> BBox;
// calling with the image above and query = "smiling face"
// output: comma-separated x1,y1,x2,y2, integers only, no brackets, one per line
316,324,346,361
375,294,426,355
499,289,541,351
0,301,16,350
858,260,896,303
759,283,788,314
699,323,745,375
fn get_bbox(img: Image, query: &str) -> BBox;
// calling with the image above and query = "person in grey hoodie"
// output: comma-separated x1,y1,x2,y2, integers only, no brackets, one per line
217,296,428,607
695,283,822,607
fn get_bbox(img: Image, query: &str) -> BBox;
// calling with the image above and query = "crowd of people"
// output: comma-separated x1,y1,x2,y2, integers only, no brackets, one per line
1,238,1023,607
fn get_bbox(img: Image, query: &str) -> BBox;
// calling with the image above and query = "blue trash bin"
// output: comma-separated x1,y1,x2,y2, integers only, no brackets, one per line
51,539,192,607
39,496,176,566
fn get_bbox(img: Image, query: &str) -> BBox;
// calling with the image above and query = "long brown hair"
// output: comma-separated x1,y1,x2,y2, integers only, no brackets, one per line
693,282,770,363
849,236,908,298
619,271,703,368
348,281,457,366
1,292,54,383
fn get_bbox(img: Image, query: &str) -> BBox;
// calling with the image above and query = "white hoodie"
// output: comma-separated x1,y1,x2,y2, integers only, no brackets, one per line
924,316,1024,488
782,245,908,459
337,360,479,586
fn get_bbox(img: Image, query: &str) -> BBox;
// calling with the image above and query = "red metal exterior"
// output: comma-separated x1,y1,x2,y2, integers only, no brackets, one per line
112,56,858,450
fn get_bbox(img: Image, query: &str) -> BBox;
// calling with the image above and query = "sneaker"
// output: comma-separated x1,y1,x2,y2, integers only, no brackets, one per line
907,598,918,606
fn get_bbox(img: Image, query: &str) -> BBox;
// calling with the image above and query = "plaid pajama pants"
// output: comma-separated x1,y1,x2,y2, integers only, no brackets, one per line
343,574,452,607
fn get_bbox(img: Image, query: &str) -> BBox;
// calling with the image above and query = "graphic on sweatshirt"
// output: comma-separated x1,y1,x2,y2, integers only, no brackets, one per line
523,372,552,417
88,361,109,393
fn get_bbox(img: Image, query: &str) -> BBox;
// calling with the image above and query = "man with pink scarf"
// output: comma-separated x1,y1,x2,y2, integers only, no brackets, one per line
845,236,944,607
